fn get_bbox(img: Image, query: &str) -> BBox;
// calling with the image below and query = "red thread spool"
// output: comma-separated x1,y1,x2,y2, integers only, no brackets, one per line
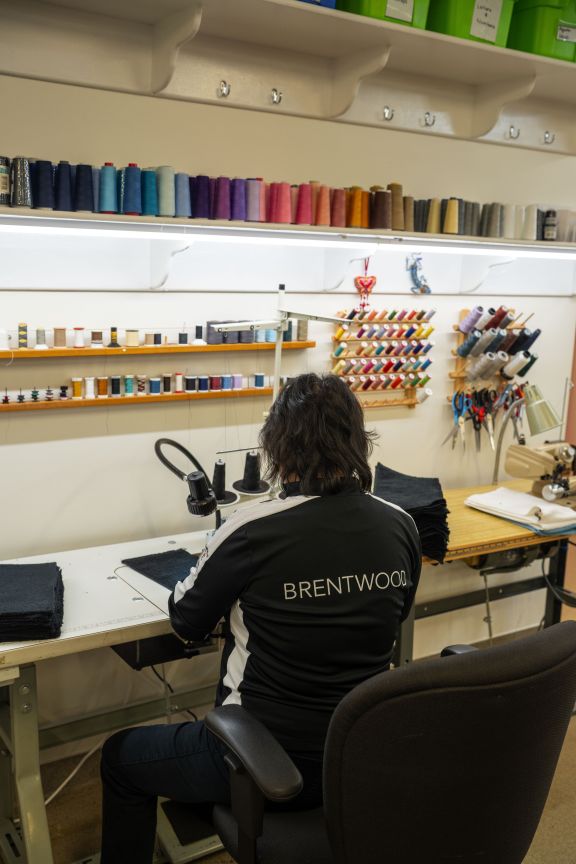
210,375,222,390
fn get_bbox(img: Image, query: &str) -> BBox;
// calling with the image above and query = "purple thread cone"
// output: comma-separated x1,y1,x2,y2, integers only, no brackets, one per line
231,178,247,221
215,177,231,220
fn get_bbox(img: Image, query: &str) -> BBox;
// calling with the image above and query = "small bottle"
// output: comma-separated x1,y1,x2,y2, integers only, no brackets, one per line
544,209,557,242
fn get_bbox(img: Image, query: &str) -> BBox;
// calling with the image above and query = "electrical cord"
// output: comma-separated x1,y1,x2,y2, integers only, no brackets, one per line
541,559,576,608
150,665,198,722
44,738,104,806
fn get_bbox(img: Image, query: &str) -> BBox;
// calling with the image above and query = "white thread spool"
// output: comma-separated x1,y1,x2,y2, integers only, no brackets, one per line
74,327,85,348
502,351,531,380
84,376,95,399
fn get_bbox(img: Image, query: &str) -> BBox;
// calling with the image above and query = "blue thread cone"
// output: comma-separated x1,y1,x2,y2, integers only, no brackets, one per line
74,164,94,212
54,161,73,211
92,167,100,212
99,163,118,213
33,160,54,209
141,169,158,216
117,169,125,214
123,163,142,215
175,172,191,217
157,166,175,217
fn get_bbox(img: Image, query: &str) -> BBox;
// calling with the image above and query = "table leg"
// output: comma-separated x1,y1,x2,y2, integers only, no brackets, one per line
395,604,416,666
544,540,567,628
10,665,54,864
0,685,14,823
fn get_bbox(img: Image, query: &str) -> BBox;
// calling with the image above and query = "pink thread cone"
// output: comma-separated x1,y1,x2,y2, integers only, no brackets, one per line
296,183,313,225
268,183,278,223
291,185,298,223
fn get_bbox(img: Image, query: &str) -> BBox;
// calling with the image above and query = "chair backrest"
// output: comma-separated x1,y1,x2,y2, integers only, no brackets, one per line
323,622,576,864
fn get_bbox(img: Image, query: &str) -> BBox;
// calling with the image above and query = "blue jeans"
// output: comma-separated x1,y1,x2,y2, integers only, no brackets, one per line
100,720,231,864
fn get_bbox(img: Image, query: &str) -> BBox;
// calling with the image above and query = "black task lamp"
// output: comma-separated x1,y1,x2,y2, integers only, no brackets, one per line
154,438,222,528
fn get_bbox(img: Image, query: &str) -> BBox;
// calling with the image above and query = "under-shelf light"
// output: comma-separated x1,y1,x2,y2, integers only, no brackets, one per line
0,214,575,260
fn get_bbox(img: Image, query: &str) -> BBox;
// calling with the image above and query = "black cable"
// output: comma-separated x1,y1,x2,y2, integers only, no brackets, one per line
541,559,576,608
150,666,198,721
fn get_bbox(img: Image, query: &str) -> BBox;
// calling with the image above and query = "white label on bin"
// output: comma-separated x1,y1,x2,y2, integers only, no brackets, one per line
385,0,414,23
470,0,503,42
557,22,576,43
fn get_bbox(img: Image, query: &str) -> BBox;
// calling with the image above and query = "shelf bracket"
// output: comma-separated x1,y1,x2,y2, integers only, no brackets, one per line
328,46,391,119
151,2,203,95
470,75,536,139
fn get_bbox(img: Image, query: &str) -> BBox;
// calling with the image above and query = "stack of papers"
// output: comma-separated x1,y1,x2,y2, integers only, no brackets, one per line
0,563,64,641
465,487,576,535
374,464,450,562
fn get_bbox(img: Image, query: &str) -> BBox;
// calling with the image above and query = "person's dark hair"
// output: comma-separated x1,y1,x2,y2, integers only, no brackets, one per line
259,373,377,495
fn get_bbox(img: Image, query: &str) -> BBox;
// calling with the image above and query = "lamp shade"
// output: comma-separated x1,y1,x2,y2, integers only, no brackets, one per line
524,384,561,436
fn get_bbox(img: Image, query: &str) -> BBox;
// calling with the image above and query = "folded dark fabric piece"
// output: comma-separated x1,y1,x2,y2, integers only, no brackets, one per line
0,563,64,641
373,463,450,563
122,549,199,591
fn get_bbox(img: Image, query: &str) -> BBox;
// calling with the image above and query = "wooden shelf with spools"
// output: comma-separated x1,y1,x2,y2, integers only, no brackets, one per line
0,388,273,412
0,341,315,360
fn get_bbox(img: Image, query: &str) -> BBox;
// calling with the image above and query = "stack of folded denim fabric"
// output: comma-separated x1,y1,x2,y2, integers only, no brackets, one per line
374,464,450,563
122,548,198,591
0,563,64,641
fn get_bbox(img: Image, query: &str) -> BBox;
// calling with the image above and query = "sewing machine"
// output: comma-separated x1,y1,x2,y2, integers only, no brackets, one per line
505,442,576,508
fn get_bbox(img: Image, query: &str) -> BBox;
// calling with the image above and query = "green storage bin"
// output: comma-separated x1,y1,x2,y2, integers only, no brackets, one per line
427,0,517,45
508,0,576,61
336,0,430,28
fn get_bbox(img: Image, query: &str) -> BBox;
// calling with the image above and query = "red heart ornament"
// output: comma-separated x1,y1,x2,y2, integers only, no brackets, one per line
354,275,377,294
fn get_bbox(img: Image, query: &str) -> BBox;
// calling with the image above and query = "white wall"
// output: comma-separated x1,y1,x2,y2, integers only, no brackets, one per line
1,75,575,739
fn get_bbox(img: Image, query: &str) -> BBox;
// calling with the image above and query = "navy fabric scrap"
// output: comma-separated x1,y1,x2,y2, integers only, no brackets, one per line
374,463,450,563
121,549,198,592
0,563,64,641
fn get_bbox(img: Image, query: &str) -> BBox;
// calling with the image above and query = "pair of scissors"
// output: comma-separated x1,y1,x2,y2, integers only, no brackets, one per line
443,391,472,449
477,388,498,451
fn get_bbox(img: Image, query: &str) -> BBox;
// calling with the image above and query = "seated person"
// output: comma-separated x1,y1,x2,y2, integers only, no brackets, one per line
100,372,421,864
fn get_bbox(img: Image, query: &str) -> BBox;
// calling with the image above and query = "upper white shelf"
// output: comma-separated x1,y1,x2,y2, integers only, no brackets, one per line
2,207,576,260
3,0,576,151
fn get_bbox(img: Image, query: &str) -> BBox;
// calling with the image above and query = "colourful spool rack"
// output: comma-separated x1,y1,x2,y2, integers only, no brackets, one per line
332,307,435,409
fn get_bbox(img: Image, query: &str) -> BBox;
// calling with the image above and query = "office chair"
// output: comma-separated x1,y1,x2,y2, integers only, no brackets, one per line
205,621,576,864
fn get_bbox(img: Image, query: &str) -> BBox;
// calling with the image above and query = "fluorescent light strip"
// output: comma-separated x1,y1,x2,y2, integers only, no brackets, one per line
0,219,575,259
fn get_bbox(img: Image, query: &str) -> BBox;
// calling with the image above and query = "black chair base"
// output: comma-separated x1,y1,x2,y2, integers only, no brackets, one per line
213,805,332,864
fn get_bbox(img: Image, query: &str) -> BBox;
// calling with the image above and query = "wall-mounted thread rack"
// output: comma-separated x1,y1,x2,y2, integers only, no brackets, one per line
0,388,273,412
332,307,434,409
0,341,315,361
449,307,537,395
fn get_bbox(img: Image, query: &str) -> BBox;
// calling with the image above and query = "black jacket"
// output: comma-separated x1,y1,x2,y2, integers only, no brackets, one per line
169,480,421,757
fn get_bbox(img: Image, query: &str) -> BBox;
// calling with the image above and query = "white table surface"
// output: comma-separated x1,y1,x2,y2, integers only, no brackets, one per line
0,529,209,670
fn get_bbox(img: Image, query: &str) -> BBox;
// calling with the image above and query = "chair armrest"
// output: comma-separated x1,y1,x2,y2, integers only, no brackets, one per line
441,644,479,657
205,705,303,802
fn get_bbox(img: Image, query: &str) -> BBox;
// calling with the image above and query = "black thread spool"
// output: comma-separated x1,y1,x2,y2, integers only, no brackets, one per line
212,459,239,506
33,160,55,210
232,451,270,496
74,164,95,212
